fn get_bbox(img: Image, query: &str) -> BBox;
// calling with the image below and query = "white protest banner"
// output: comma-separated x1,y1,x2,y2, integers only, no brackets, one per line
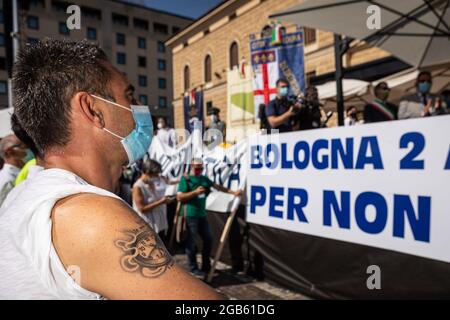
246,115,450,263
148,124,247,213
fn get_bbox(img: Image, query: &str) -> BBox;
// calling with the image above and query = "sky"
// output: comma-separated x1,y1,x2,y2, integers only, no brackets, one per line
124,0,224,19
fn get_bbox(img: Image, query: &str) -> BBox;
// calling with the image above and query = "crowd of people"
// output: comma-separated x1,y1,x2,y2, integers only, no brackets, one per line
258,71,449,133
346,71,449,126
0,39,448,300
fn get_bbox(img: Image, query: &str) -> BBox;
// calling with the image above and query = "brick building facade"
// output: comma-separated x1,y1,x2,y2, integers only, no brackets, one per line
166,0,397,141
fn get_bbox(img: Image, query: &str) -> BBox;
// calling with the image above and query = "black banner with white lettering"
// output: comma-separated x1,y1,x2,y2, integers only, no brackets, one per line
208,209,450,299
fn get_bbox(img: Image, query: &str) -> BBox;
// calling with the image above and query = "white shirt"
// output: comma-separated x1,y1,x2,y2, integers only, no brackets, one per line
156,127,177,148
0,164,20,207
0,168,122,299
133,178,168,234
1,165,44,209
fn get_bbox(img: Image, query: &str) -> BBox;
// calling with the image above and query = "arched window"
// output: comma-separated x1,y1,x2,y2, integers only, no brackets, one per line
184,65,190,91
229,41,239,70
204,55,212,83
261,25,272,38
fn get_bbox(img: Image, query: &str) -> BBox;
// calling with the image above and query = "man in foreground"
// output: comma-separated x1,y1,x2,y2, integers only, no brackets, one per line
0,39,221,300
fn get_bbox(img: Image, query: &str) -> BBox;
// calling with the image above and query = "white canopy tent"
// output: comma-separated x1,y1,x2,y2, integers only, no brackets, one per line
270,0,450,124
316,64,450,112
373,64,450,101
317,79,371,110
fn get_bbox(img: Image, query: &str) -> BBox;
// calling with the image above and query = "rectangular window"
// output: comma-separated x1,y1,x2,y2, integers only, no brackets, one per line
27,37,39,45
82,6,101,20
0,81,7,94
172,26,180,34
0,57,6,70
0,34,4,47
157,41,165,53
138,37,146,49
138,56,146,68
112,13,128,26
138,75,147,87
59,21,69,35
116,52,126,65
87,27,97,40
51,0,68,12
304,27,317,45
154,22,168,35
158,96,167,108
206,101,213,114
31,0,46,7
27,16,39,29
158,78,167,89
306,70,317,85
158,59,166,71
139,95,148,105
116,33,125,45
133,18,148,30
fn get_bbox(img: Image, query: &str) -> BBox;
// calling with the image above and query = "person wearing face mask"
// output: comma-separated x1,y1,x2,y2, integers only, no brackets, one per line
364,82,398,123
398,71,442,119
266,78,297,132
177,158,242,277
132,159,176,245
205,107,226,147
0,134,30,207
156,117,177,148
0,40,221,300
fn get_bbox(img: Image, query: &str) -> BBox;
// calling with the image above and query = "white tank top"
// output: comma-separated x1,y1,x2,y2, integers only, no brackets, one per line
132,178,168,234
0,168,123,300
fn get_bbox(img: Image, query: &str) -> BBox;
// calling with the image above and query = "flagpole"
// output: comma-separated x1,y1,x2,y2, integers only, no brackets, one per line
206,196,241,283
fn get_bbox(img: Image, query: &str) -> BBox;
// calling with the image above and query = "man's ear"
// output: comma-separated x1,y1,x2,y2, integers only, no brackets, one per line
75,92,104,129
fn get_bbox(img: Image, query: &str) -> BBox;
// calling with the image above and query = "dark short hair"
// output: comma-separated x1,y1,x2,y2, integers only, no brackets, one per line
13,39,112,155
374,81,389,95
10,113,39,156
276,78,289,87
417,71,432,80
142,159,162,175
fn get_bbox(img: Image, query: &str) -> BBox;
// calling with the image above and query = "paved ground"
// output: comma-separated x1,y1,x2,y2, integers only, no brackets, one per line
173,254,311,300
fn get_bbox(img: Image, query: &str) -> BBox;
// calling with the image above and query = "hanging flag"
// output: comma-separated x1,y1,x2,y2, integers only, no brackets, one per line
271,21,283,45
227,64,255,124
183,93,191,132
250,30,306,110
239,57,247,79
190,88,196,106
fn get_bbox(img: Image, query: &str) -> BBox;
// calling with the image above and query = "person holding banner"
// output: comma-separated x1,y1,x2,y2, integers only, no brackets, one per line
177,158,242,277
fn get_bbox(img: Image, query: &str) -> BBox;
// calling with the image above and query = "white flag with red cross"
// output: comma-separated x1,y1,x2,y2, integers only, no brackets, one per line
251,49,279,109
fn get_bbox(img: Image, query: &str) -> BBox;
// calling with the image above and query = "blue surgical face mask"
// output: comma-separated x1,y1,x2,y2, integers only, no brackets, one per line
22,148,34,163
91,95,153,165
418,81,431,94
278,87,289,97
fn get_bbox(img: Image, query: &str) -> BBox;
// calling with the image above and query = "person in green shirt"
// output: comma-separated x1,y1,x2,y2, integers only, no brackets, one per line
177,158,242,277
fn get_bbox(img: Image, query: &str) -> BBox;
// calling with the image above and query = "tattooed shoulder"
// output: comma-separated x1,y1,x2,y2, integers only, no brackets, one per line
115,220,174,278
